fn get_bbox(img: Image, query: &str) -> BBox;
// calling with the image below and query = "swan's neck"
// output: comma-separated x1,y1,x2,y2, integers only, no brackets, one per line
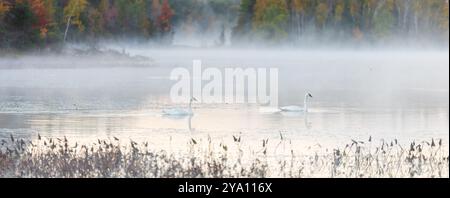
304,95,309,112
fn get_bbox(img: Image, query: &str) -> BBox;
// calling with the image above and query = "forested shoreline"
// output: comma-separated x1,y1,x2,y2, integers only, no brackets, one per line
0,0,448,51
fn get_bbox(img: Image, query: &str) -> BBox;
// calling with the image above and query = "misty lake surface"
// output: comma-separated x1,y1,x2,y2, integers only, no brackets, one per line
0,49,448,150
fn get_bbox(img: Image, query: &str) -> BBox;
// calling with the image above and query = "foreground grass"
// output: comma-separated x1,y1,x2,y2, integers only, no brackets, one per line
0,135,448,178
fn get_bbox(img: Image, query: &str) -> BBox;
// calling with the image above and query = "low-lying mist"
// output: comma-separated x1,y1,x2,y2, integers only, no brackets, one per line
0,47,448,109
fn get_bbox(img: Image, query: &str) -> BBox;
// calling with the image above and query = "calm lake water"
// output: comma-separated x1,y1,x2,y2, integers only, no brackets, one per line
0,49,448,150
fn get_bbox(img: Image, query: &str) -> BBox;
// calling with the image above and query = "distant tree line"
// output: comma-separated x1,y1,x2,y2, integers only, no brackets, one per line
0,0,448,50
233,0,449,46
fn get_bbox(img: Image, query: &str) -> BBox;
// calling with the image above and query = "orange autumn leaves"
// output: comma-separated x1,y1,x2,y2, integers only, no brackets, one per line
0,1,10,17
158,0,173,33
29,0,48,38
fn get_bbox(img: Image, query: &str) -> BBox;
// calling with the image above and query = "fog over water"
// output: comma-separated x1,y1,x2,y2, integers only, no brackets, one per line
0,48,448,150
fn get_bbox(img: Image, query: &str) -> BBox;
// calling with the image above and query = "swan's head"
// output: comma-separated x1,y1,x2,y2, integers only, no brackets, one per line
306,93,313,98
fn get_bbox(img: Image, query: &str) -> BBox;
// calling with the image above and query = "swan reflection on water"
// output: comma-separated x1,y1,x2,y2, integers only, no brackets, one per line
279,111,313,130
161,114,195,132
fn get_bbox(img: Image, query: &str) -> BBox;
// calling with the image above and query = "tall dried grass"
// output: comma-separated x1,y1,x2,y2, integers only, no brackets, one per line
0,134,448,178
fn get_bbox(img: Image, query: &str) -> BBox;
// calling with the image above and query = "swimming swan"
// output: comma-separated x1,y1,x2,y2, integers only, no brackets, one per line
163,97,198,116
280,93,313,113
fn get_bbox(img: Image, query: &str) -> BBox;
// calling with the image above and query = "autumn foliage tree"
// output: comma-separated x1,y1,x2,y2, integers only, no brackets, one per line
0,0,10,28
0,0,9,45
0,1,9,17
28,0,48,38
63,0,88,42
252,0,289,43
158,0,173,33
151,0,160,22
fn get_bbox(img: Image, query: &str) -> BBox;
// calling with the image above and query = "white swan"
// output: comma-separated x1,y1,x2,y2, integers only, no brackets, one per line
280,93,313,113
163,97,198,116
